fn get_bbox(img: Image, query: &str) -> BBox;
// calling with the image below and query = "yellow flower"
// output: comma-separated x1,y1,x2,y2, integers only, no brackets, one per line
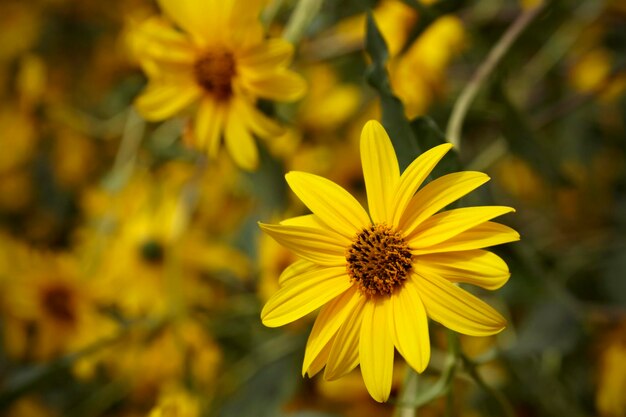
390,15,465,118
259,120,519,402
131,0,306,170
596,323,626,417
2,247,116,361
148,385,201,417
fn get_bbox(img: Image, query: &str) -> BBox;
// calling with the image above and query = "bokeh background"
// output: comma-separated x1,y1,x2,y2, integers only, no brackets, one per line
1,0,625,416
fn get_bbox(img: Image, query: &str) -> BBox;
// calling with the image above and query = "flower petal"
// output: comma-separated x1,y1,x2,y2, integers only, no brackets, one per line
411,222,520,255
391,279,430,373
400,172,490,236
408,206,515,247
307,334,334,378
360,298,394,403
239,38,295,70
135,82,201,121
258,223,347,266
280,214,327,228
285,172,370,239
278,259,318,285
235,98,283,138
324,294,367,380
193,98,224,157
157,0,218,45
303,287,361,377
225,108,259,170
241,70,307,101
391,143,452,227
130,17,196,65
416,272,507,336
261,266,351,327
415,250,510,290
360,120,400,224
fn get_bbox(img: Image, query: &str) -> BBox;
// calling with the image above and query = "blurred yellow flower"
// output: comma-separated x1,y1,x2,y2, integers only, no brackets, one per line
131,0,306,170
597,323,626,417
1,247,116,361
105,319,221,399
148,385,201,417
390,15,465,118
260,120,518,402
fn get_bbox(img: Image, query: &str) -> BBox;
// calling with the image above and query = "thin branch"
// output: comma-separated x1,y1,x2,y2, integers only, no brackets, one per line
446,3,545,150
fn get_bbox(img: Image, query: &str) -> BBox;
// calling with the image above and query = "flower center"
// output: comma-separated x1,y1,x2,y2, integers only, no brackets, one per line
193,50,236,100
41,285,76,324
139,239,165,265
346,224,413,297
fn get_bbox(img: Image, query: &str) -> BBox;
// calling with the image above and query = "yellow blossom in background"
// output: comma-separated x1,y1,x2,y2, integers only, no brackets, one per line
596,323,626,417
319,0,419,57
260,120,518,402
148,385,201,417
79,169,250,318
1,245,117,361
390,15,465,118
130,0,306,170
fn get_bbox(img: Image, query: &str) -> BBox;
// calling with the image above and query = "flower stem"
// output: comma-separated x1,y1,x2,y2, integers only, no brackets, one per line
396,367,420,417
445,3,545,150
282,0,324,44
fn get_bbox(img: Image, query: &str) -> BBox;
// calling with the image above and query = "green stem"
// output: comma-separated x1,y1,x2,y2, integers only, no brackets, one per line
395,367,419,417
282,0,324,44
461,353,516,417
445,3,545,150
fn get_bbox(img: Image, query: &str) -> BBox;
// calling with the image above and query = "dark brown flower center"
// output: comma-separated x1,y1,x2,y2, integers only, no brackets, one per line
346,224,413,297
193,50,236,100
41,285,76,324
139,239,165,265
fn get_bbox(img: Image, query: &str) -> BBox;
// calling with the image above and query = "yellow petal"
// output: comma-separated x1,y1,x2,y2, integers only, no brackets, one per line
130,17,196,65
360,120,400,224
239,38,295,70
278,259,318,285
408,206,515,247
324,294,367,380
261,266,351,327
303,287,360,376
359,298,394,403
391,143,452,227
194,98,224,156
285,171,370,239
258,222,347,266
235,98,283,138
415,250,510,290
225,108,258,170
280,214,327,228
157,0,217,45
135,82,201,121
307,334,334,378
400,171,490,236
241,70,307,101
412,222,520,255
416,272,507,336
391,279,430,373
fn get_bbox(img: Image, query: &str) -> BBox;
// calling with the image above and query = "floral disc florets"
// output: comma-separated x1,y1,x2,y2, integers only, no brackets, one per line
346,224,413,297
193,50,236,100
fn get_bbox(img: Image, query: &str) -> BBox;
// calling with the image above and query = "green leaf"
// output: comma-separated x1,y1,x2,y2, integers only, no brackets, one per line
364,12,421,171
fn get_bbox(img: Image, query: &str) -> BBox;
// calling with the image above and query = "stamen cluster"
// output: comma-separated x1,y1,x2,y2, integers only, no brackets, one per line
346,224,413,297
194,50,236,100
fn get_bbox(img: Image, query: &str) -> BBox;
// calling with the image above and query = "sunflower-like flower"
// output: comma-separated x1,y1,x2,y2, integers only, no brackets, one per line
259,120,519,402
131,0,306,170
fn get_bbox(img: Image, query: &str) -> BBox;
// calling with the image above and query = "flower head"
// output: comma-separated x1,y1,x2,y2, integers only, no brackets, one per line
131,0,306,170
259,120,519,402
